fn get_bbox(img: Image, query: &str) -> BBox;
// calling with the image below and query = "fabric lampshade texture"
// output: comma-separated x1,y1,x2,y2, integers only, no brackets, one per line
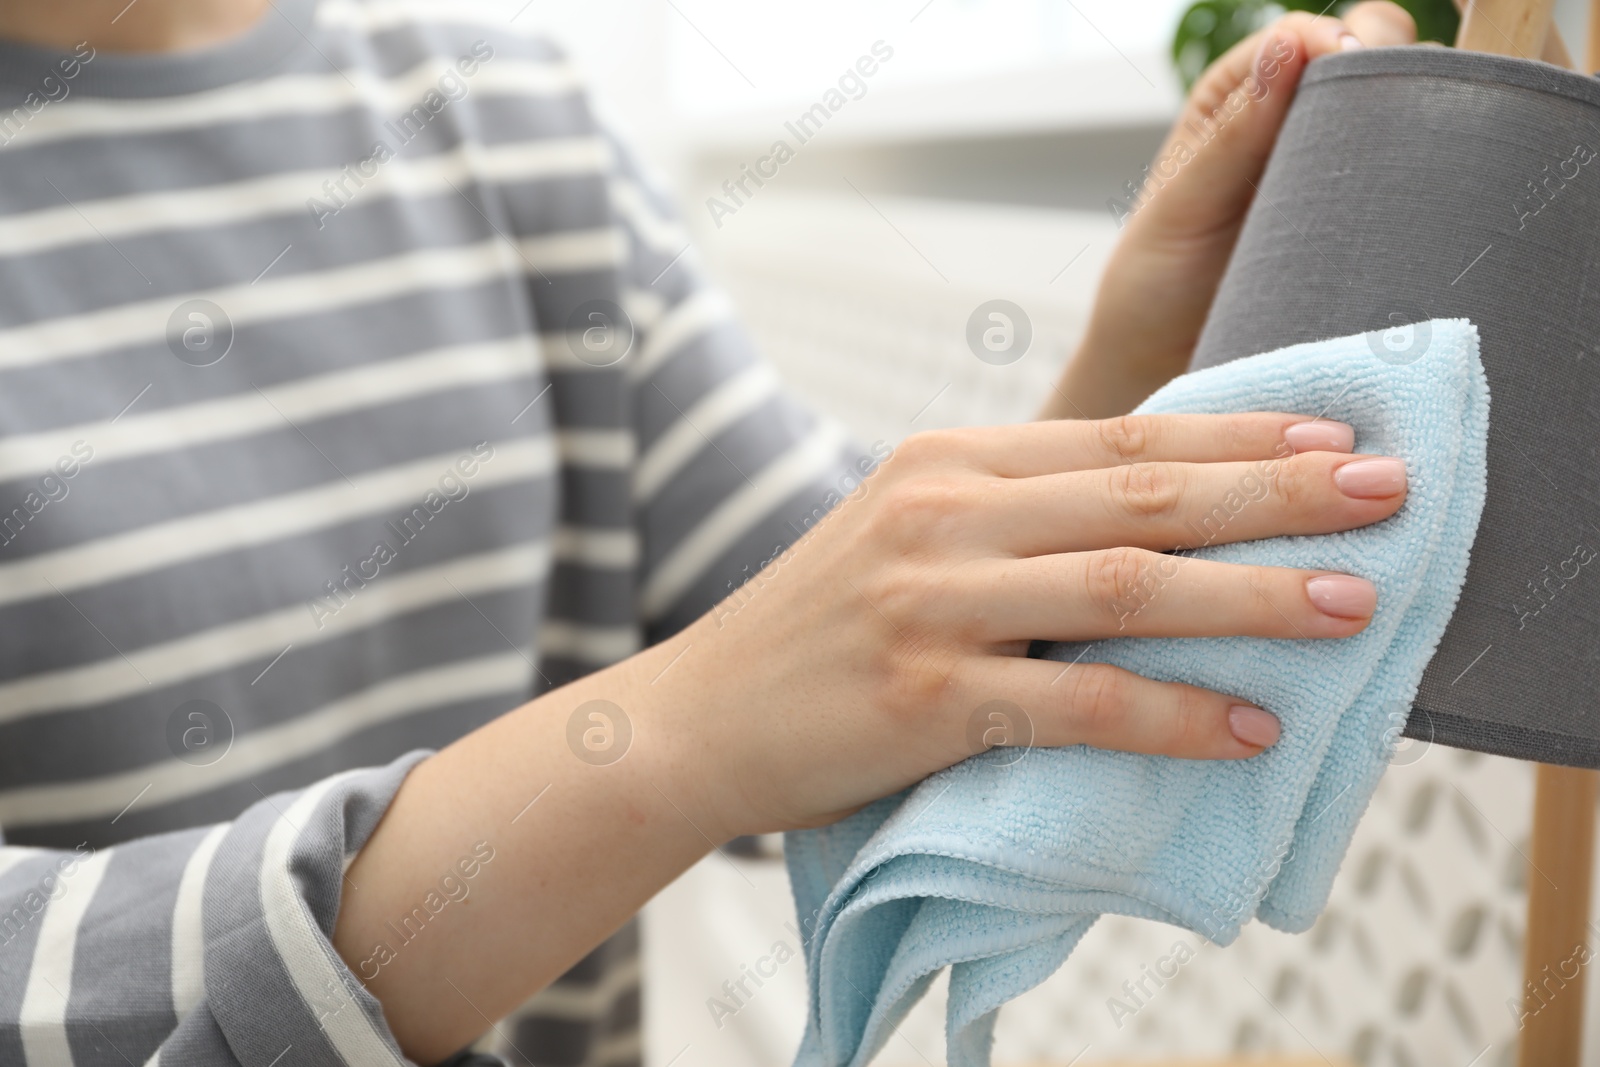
1184,45,1600,767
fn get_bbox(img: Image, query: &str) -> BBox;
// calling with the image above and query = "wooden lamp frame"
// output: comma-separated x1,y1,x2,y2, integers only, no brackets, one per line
1451,5,1600,1064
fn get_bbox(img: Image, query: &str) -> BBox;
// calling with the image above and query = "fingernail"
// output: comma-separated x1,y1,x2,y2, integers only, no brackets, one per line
1333,457,1406,498
1284,420,1354,454
1339,32,1363,51
1229,705,1281,748
1306,574,1377,618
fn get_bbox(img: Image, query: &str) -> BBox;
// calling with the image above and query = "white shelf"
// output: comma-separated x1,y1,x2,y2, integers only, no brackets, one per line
678,48,1183,153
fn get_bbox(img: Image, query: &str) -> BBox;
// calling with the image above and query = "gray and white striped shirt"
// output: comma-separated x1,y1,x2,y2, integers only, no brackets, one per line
0,2,859,1063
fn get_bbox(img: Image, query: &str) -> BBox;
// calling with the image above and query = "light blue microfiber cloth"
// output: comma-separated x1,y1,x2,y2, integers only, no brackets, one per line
784,319,1489,1067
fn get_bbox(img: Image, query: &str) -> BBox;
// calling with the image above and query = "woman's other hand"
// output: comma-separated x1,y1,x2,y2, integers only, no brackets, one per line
1044,3,1418,420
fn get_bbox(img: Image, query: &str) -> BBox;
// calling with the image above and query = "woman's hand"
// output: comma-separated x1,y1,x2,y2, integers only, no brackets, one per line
665,412,1403,837
338,412,1404,1062
1044,2,1419,420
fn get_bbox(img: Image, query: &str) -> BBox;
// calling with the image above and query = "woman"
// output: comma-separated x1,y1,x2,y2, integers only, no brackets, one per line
0,2,1418,1064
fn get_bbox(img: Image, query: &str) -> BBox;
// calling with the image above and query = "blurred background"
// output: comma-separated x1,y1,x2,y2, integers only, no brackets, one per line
513,1,1600,1064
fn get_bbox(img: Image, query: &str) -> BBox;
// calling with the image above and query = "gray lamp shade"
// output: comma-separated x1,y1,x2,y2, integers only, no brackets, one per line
1186,47,1600,767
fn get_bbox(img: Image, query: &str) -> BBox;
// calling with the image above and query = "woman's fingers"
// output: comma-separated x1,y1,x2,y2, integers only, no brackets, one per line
962,551,1375,643
1130,2,1415,247
964,412,1353,478
954,657,1278,760
1342,1,1418,46
992,449,1406,556
1126,15,1317,245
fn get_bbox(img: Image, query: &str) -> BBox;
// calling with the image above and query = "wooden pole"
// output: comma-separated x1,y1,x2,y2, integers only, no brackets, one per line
1451,0,1571,64
1517,765,1599,1067
1589,0,1600,71
1457,0,1558,56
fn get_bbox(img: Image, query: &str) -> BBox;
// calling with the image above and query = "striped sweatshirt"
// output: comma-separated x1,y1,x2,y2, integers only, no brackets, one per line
0,2,862,1064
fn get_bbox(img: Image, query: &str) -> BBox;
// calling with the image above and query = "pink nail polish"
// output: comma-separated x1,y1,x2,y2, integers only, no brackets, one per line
1306,574,1377,618
1229,705,1280,749
1333,457,1407,498
1284,420,1355,454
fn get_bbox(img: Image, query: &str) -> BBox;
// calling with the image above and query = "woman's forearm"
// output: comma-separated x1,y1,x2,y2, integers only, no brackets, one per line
333,629,716,1064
